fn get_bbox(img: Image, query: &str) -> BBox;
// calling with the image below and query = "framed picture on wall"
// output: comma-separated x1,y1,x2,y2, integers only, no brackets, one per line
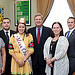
16,0,31,26
0,5,4,26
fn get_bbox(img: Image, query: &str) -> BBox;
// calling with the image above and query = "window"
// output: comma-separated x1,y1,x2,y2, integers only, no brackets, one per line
43,0,73,34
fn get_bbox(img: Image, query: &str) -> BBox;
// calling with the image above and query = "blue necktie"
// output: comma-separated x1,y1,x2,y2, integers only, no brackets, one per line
66,31,70,39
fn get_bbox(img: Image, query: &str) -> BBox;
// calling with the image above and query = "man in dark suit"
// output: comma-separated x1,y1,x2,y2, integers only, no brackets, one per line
65,17,75,75
28,13,52,75
0,18,15,75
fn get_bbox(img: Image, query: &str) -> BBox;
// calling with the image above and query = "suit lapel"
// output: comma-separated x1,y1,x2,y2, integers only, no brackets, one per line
2,30,7,39
2,29,6,36
1,30,7,43
34,27,38,45
10,30,12,36
68,29,75,39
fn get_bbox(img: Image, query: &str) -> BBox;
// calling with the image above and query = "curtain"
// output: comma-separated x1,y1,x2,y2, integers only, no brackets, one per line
37,0,54,21
67,0,75,16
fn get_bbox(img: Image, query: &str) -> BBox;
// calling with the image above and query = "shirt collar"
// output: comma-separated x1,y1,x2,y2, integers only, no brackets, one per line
3,29,10,33
36,26,43,30
69,28,75,33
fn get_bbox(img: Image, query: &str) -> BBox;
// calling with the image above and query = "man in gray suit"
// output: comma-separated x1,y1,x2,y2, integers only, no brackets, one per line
65,17,75,75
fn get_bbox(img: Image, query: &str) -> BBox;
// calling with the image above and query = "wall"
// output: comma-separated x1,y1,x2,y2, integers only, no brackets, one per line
0,0,37,31
27,0,37,29
0,0,10,30
0,0,15,30
10,0,15,30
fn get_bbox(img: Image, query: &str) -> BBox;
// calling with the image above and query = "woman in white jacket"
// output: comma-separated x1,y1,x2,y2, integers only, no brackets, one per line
44,22,69,75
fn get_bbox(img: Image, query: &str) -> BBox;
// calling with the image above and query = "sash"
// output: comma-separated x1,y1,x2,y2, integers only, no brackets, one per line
14,33,32,70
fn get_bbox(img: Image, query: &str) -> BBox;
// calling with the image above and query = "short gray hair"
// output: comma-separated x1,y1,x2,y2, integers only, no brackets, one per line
34,13,43,20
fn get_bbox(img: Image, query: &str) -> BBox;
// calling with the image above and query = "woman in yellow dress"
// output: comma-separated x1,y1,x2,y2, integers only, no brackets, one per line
8,18,34,75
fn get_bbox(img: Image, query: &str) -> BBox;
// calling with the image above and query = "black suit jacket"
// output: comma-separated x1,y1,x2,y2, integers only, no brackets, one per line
66,29,75,58
0,29,15,75
28,26,52,66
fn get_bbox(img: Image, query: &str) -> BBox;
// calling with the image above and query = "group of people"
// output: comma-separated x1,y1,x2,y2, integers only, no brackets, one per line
0,13,75,75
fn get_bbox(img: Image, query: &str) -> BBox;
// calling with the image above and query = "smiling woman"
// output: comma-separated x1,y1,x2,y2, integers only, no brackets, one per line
8,18,34,75
43,22,69,75
18,23,25,34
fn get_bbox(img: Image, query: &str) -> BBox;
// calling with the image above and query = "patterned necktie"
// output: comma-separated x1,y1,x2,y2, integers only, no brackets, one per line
6,32,9,42
37,28,40,44
66,31,70,39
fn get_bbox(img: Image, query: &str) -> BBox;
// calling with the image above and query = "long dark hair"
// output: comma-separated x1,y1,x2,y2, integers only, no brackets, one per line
16,23,27,33
51,22,64,38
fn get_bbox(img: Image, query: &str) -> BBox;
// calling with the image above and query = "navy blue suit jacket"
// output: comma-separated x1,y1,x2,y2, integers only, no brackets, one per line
65,29,75,74
66,29,75,58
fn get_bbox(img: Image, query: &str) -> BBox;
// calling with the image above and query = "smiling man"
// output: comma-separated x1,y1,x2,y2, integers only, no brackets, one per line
0,18,15,75
65,17,75,75
28,13,52,75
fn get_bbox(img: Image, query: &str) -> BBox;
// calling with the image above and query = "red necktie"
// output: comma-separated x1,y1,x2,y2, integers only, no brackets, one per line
37,28,40,44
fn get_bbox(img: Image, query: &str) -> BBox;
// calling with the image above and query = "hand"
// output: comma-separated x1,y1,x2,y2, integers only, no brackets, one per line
18,62,25,67
48,63,53,67
16,59,25,66
18,60,25,67
46,59,51,64
18,59,26,67
1,67,5,74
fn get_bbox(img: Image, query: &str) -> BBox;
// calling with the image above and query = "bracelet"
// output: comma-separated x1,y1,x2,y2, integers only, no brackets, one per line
45,58,49,60
45,58,53,63
24,60,25,63
50,59,53,63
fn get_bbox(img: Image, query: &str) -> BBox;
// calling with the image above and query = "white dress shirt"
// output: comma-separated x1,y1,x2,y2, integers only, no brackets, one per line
3,29,10,39
36,26,43,37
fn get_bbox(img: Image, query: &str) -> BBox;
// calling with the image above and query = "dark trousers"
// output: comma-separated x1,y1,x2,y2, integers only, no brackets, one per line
2,66,11,75
32,60,46,75
68,58,75,75
2,57,11,75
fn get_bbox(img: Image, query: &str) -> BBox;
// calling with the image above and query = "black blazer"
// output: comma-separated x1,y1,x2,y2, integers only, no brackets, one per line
0,29,15,66
65,29,75,58
28,26,52,66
